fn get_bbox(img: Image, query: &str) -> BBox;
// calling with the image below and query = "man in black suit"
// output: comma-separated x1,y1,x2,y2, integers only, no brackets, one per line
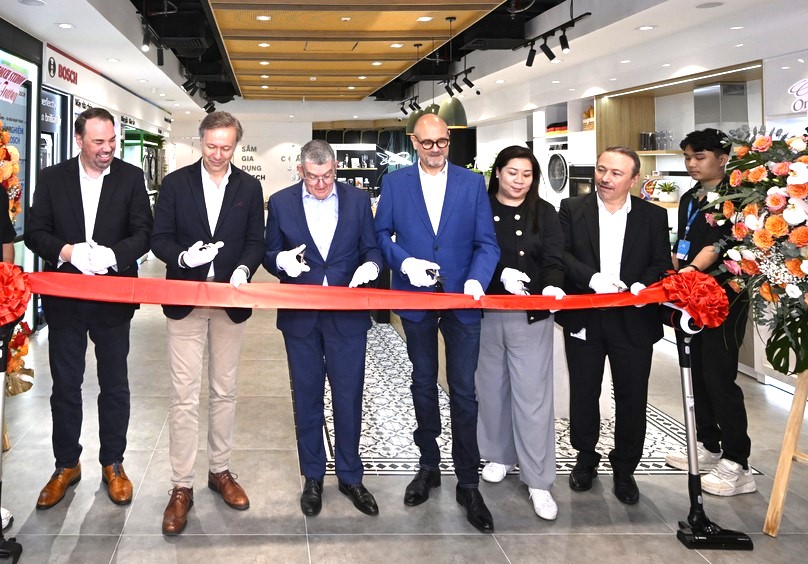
557,146,672,504
25,107,153,510
151,111,265,536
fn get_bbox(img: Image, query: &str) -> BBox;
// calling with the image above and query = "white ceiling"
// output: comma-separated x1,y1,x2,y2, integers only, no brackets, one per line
1,0,807,127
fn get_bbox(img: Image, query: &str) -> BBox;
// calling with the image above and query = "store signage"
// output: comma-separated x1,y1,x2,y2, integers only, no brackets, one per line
41,90,63,132
240,144,266,181
0,62,28,104
788,78,808,113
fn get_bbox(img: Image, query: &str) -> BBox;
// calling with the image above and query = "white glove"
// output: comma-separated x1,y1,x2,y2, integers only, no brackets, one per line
230,266,249,288
542,285,566,313
181,240,223,268
69,242,96,275
500,267,531,296
276,243,310,278
464,279,485,300
401,257,441,287
349,261,379,288
630,282,647,308
87,239,116,274
589,272,627,294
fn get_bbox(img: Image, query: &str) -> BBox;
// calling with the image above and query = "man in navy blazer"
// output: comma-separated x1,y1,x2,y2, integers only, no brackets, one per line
151,111,265,535
25,107,152,510
557,146,673,505
375,115,500,532
264,139,382,518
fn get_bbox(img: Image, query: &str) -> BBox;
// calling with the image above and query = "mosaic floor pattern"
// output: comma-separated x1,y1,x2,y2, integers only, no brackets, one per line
321,323,744,477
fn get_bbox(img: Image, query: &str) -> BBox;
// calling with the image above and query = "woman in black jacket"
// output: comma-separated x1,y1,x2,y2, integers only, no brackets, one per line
475,145,566,521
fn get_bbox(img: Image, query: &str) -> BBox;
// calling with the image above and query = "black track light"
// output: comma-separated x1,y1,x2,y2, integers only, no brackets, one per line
408,99,418,111
182,78,195,91
559,32,571,54
400,103,408,116
526,43,537,67
452,79,463,94
157,46,164,66
413,100,422,111
540,39,556,61
444,81,454,97
204,101,215,113
187,83,198,96
141,28,150,53
462,74,474,88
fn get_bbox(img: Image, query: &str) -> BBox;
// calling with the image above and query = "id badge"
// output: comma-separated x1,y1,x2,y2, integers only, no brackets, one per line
675,239,691,261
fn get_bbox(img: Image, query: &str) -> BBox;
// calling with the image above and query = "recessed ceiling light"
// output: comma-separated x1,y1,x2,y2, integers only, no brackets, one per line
138,79,148,83
662,63,671,67
551,58,562,64
259,61,269,65
730,26,743,30
609,77,617,81
782,66,791,70
620,59,631,64
261,85,268,89
636,25,656,31
288,114,294,119
310,76,317,81
185,110,190,115
417,17,433,22
159,92,166,97
390,43,404,48
260,74,269,79
353,115,359,119
696,2,724,8
348,86,355,90
18,0,48,6
256,15,271,21
798,58,805,64
495,79,505,84
552,80,560,84
258,42,270,48
568,88,576,92
173,103,180,107
358,75,367,80
371,61,382,66
341,17,351,22
735,43,744,47
57,23,74,29
106,58,119,64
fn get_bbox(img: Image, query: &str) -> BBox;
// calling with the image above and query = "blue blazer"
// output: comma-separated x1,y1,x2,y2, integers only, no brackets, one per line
151,160,266,323
264,181,382,338
375,162,500,323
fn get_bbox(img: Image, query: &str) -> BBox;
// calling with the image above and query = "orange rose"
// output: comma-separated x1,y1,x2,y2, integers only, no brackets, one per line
747,165,769,184
766,192,788,213
732,222,749,240
742,202,759,217
0,131,9,145
0,147,7,161
722,200,735,218
751,135,773,152
785,258,806,278
769,161,792,176
760,282,779,302
788,225,808,247
765,214,789,237
735,145,750,158
729,169,743,187
740,259,761,275
797,155,808,165
753,229,775,250
728,280,742,293
788,183,808,199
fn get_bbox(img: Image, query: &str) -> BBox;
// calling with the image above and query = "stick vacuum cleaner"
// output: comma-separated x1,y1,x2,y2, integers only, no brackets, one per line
660,303,753,550
0,320,23,563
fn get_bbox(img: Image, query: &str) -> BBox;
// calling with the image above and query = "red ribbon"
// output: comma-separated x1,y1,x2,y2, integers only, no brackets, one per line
0,263,30,326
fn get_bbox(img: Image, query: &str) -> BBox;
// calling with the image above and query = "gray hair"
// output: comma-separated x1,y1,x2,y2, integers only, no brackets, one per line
300,139,336,165
198,111,244,143
601,145,641,177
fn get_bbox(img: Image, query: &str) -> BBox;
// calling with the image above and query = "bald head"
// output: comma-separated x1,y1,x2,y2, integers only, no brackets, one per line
411,114,450,175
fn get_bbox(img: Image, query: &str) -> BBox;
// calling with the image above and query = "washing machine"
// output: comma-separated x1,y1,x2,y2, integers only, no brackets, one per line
538,144,569,210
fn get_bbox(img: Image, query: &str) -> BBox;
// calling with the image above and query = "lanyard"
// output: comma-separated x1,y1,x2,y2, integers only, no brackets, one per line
682,198,700,240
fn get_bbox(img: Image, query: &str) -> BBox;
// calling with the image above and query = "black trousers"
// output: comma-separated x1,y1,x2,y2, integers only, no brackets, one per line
47,301,131,468
690,294,751,467
564,309,654,474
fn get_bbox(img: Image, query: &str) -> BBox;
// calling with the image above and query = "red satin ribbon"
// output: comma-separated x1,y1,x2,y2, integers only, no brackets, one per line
27,272,668,311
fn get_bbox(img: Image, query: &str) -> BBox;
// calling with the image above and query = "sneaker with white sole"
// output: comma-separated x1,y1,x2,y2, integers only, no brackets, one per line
1,506,12,531
701,459,756,496
665,442,721,472
481,462,516,483
529,488,558,521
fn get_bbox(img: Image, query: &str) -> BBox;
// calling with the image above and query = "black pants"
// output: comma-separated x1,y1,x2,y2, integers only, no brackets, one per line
48,301,131,468
690,294,751,467
564,309,654,475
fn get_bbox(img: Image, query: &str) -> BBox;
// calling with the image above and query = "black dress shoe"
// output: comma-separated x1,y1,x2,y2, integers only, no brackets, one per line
613,472,639,505
338,482,379,516
569,462,598,491
300,478,323,516
404,468,441,506
456,486,494,533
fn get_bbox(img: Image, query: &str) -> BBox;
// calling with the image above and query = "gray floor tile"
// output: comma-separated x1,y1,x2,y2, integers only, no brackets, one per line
111,534,310,564
8,534,119,564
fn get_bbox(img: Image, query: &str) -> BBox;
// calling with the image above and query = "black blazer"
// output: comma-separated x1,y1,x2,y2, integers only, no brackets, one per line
24,157,153,327
151,160,266,324
556,193,673,346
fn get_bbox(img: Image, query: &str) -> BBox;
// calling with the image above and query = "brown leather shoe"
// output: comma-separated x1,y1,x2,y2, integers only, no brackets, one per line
162,486,194,536
36,463,82,509
102,462,133,505
208,470,249,510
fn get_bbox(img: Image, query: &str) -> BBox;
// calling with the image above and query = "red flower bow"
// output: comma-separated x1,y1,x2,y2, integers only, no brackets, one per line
0,262,30,326
662,271,729,328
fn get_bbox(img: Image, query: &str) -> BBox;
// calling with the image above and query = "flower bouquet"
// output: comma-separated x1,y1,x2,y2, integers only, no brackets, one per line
5,321,33,397
707,125,808,374
0,119,22,221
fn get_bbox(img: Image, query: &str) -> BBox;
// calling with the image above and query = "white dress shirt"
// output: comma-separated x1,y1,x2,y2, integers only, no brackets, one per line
596,194,631,280
418,160,448,234
200,161,232,278
302,183,339,285
78,157,111,242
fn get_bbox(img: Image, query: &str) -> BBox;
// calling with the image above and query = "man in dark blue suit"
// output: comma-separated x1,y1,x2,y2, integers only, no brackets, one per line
264,139,382,517
375,114,500,532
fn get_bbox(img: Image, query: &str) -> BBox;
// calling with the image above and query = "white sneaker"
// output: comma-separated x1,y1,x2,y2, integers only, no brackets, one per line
529,488,558,521
481,462,515,483
701,459,757,496
665,442,722,472
1,506,12,531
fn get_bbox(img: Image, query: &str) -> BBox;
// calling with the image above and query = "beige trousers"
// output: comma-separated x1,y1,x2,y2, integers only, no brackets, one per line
166,307,246,487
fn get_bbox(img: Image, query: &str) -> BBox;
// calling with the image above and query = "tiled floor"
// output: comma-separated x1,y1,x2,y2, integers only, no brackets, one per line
2,258,807,563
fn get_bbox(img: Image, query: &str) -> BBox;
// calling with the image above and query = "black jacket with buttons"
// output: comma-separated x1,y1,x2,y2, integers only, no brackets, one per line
486,195,566,323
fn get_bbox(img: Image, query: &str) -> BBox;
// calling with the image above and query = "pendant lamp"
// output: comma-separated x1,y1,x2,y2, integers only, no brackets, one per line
406,104,440,135
438,97,467,129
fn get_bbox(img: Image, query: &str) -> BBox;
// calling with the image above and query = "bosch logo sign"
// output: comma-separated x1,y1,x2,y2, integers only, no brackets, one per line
48,57,56,78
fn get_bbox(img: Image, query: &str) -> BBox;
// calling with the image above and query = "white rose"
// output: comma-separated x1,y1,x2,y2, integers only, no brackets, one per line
788,137,807,152
767,186,788,196
785,284,803,299
706,191,719,204
741,248,756,261
716,219,726,226
783,202,808,225
745,214,763,230
789,162,808,185
727,248,742,261
802,259,808,274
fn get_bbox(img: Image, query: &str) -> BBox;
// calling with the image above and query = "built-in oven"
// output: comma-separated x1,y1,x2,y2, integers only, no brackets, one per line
569,165,594,198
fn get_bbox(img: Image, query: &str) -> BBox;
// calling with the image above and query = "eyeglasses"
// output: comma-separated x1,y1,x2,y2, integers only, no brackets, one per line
413,137,450,150
303,171,335,184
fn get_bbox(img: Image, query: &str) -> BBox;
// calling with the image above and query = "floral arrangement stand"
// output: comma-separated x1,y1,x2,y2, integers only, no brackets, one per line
710,125,808,538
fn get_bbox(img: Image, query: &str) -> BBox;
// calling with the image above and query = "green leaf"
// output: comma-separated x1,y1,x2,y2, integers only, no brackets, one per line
765,315,808,375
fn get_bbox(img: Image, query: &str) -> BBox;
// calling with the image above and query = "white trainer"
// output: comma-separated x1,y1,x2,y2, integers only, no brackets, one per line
529,488,558,521
1,506,12,531
701,459,757,496
481,462,515,483
665,442,722,472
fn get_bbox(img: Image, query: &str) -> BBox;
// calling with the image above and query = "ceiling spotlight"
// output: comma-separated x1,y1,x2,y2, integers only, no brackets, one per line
539,39,555,61
187,84,198,96
141,28,150,52
559,32,571,54
452,79,463,94
157,46,164,66
413,100,422,111
444,81,454,97
462,74,474,88
400,103,409,116
182,78,195,91
204,101,215,113
526,43,537,67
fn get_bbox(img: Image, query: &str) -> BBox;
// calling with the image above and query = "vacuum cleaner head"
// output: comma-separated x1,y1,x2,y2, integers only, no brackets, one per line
677,520,754,550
